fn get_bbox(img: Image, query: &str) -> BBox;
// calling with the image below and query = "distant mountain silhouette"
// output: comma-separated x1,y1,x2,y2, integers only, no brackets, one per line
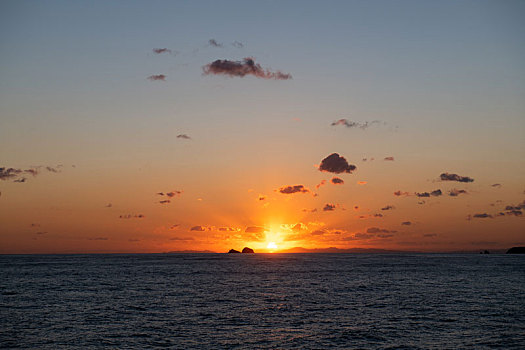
506,247,525,254
242,247,254,253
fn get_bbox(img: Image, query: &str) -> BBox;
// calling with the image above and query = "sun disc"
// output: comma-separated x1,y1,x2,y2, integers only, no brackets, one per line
267,242,277,250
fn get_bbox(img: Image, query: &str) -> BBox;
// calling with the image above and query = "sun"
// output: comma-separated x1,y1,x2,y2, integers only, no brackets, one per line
267,242,278,251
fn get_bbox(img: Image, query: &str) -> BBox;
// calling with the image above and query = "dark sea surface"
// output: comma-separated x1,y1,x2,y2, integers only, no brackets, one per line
1,253,524,349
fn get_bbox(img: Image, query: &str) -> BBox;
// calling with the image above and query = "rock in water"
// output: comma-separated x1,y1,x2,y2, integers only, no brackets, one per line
506,247,525,254
242,247,254,254
228,249,241,254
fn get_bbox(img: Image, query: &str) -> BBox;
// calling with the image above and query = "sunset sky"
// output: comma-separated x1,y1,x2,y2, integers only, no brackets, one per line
1,0,524,253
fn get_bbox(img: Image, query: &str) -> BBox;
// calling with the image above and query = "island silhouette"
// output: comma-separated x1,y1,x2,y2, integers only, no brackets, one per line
228,247,254,254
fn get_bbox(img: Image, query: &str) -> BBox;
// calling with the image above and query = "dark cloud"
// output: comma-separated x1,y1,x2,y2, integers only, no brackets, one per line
258,196,266,201
1,167,42,181
331,177,344,185
157,192,164,196
119,214,144,219
170,224,180,230
310,230,325,236
302,208,318,213
401,221,412,226
218,227,238,232
506,210,523,216
491,183,502,188
208,39,223,47
176,134,191,140
505,201,525,210
318,153,356,174
377,234,394,238
384,157,394,161
440,172,474,183
278,185,310,194
367,227,396,234
147,74,166,81
449,189,468,197
203,57,292,80
473,213,492,219
159,200,171,204
330,119,382,129
354,232,375,239
416,189,442,198
323,203,336,211
423,233,437,238
45,166,59,173
232,41,244,48
166,191,182,198
190,225,206,231
105,203,112,208
88,237,108,241
373,213,383,218
153,48,172,54
393,190,410,197
381,205,394,211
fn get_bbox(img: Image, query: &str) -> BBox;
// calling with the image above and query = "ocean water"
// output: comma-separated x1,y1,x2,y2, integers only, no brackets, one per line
1,254,524,349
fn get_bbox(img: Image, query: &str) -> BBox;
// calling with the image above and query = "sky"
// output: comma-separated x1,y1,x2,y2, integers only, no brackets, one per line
0,0,524,253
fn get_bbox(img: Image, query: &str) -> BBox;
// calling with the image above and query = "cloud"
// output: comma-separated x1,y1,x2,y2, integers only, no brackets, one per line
245,226,266,234
394,190,410,197
169,237,195,241
449,189,468,197
208,39,223,47
357,181,367,185
218,227,239,232
147,74,166,81
415,189,442,197
153,48,172,54
159,200,171,204
377,234,394,238
166,191,182,198
505,210,523,216
176,134,191,140
505,201,525,210
381,205,395,211
232,41,244,48
316,180,327,189
88,237,108,241
491,183,502,188
473,213,492,219
203,57,292,80
46,166,60,173
278,185,310,194
258,195,266,201
119,214,144,219
366,227,396,234
323,203,336,211
373,213,383,218
330,119,382,129
170,224,180,230
354,232,375,239
190,225,206,231
31,223,40,227
440,172,474,183
401,221,412,225
0,167,44,182
105,203,112,208
331,177,344,185
318,153,356,174
423,233,437,238
384,157,394,161
35,231,47,235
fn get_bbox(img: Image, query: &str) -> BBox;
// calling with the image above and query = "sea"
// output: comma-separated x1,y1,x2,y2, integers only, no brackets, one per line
1,253,524,349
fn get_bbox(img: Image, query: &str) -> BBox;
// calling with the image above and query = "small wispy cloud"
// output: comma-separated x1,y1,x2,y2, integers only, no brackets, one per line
208,39,223,47
381,205,395,211
147,74,166,81
323,203,336,211
232,41,244,48
119,214,145,219
449,189,468,197
278,185,310,194
203,58,292,80
384,157,394,161
331,177,344,185
176,134,191,140
440,172,474,183
153,48,172,54
331,119,382,129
